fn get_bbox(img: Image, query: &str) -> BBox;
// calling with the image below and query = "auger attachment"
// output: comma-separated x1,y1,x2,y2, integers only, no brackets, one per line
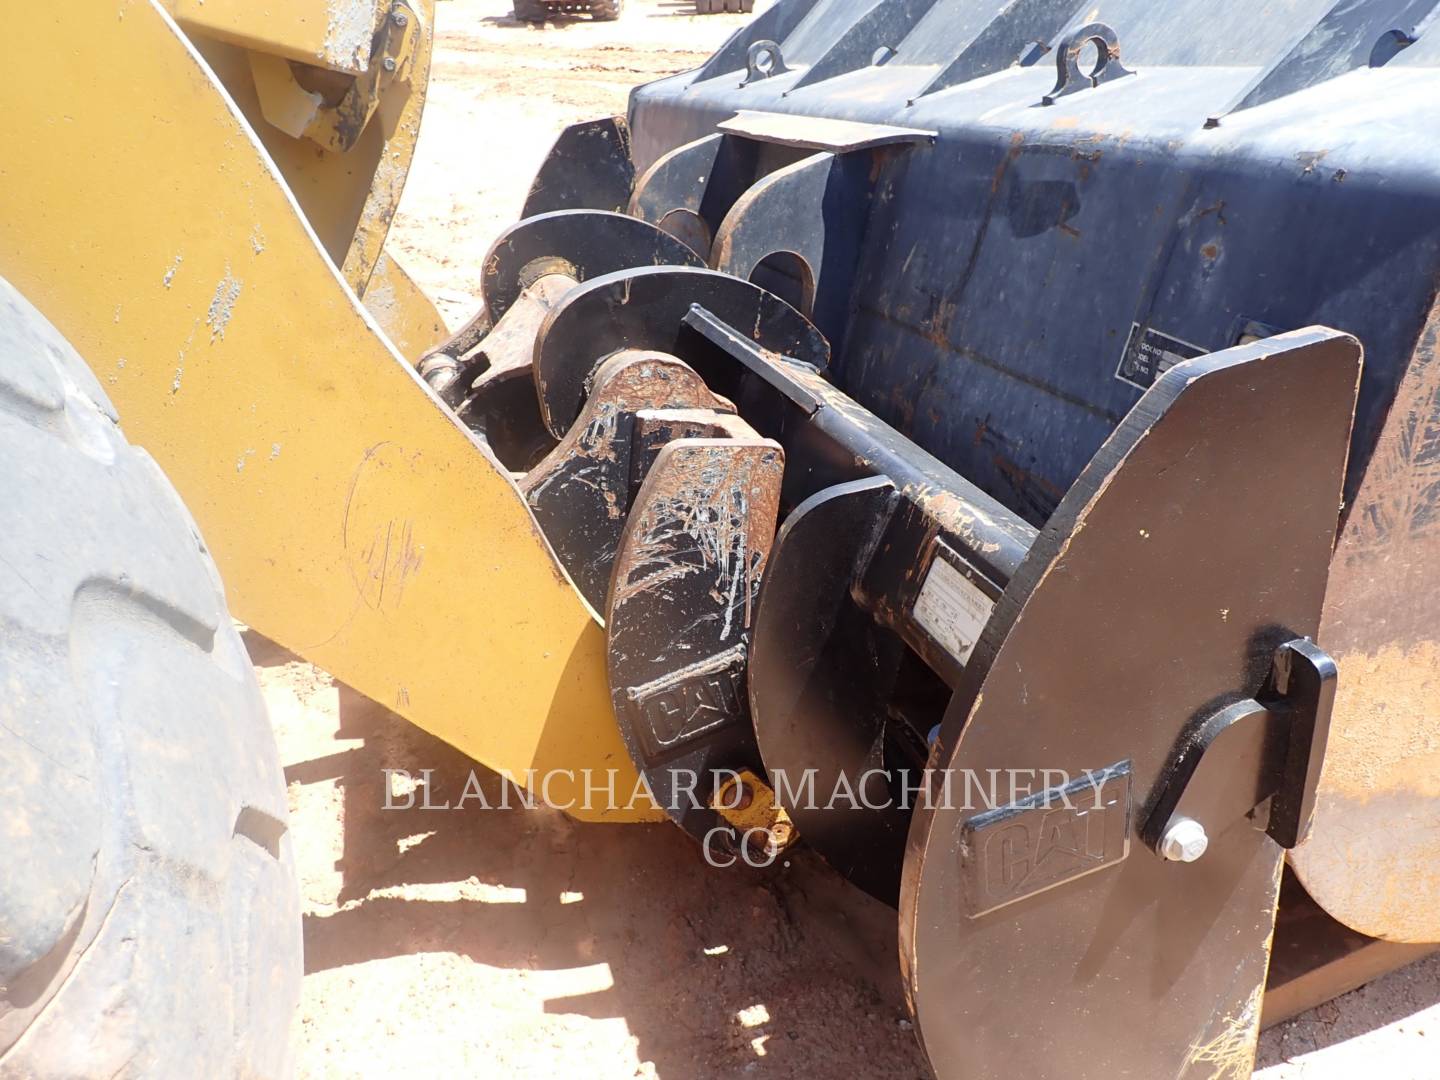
417,210,709,469
417,229,1361,1078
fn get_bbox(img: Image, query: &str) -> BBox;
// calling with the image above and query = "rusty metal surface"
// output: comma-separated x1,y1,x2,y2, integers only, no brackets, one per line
447,274,576,470
606,433,785,843
532,266,829,439
618,0,1440,950
481,209,705,326
422,208,708,390
1293,294,1440,943
628,134,814,261
1264,869,1438,1028
708,146,894,354
520,352,734,609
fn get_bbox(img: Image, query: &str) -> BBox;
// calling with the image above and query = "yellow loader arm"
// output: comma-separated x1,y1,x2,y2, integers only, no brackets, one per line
2,0,655,821
162,0,447,359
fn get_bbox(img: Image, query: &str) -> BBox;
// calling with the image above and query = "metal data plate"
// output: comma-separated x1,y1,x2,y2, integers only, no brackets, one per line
911,542,1001,668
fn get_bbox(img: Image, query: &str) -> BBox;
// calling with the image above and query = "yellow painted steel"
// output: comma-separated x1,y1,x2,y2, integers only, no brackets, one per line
177,0,442,329
362,251,450,360
165,0,388,74
2,0,657,822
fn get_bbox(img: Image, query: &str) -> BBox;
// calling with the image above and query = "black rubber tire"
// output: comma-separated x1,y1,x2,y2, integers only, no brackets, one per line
0,277,302,1077
513,0,548,22
591,0,622,20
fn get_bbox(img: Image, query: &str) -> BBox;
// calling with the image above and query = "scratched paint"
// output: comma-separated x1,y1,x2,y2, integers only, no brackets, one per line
322,0,375,72
603,436,784,840
521,353,733,609
205,268,243,341
1183,983,1263,1080
356,517,424,611
612,443,782,643
342,443,427,614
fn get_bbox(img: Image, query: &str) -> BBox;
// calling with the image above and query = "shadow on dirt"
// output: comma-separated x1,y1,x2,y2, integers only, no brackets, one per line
480,13,584,26
280,664,930,1079
1256,945,1440,1068
248,630,1440,1076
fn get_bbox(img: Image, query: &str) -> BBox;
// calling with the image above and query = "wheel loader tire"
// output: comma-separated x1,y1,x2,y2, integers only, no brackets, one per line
591,0,621,20
0,277,302,1078
514,0,547,22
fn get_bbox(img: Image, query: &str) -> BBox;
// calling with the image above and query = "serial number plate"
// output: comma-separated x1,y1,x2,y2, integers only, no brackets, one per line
1115,322,1207,389
912,549,999,667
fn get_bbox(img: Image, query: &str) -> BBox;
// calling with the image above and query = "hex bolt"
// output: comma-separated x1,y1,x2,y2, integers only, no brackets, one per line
712,778,753,812
765,821,793,855
391,9,409,26
1159,816,1209,863
383,57,398,72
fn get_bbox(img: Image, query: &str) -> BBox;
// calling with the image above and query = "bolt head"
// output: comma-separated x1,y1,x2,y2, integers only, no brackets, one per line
391,9,409,25
759,823,794,858
711,779,753,812
382,56,398,72
1160,817,1209,863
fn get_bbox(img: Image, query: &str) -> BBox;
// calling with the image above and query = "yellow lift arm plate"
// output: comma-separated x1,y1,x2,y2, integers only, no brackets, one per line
1,0,657,823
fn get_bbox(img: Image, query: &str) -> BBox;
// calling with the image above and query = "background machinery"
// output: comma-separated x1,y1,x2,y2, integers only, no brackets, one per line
512,0,623,24
4,0,1440,1076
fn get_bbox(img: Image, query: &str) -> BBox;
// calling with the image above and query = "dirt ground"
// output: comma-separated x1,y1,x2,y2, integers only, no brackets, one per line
386,0,760,328
271,0,1440,1076
260,641,927,1080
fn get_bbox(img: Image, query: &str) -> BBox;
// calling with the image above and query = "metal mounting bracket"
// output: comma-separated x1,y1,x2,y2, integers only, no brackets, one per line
1042,22,1134,106
249,2,419,153
1143,637,1338,857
